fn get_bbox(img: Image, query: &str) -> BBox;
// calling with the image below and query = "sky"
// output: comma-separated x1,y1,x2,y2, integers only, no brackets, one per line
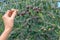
57,2,60,7
0,0,5,2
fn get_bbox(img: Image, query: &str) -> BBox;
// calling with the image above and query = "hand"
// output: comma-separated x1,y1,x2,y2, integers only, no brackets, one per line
2,9,18,30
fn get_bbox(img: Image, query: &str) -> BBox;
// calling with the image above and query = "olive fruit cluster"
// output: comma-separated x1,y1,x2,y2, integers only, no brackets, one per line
17,5,41,16
33,7,41,13
19,10,31,16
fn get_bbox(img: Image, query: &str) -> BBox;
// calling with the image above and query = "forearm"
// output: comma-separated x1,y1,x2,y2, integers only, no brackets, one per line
0,27,12,40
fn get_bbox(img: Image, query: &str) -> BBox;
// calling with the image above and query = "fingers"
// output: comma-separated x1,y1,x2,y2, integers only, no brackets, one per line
8,10,14,17
11,9,18,19
3,9,18,19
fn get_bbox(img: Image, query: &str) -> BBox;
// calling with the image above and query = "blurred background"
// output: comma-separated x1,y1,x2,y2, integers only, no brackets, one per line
0,0,60,40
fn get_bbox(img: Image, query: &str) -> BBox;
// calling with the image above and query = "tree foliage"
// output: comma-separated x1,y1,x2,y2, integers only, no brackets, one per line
0,0,60,40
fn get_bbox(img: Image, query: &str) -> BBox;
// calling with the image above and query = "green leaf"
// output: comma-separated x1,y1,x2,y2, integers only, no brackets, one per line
39,13,44,20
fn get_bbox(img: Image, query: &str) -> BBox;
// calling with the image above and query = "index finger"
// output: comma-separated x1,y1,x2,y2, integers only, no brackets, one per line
11,9,18,19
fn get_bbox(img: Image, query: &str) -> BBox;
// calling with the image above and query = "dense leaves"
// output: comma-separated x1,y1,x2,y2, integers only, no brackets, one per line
0,0,60,40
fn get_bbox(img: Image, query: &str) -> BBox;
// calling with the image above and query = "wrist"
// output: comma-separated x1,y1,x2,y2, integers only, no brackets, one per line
4,28,13,34
4,26,13,31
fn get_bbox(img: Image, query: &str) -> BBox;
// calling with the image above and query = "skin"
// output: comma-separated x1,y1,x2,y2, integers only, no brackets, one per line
0,9,18,40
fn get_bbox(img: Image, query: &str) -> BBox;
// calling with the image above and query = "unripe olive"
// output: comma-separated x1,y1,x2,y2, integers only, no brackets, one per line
38,8,41,11
33,7,41,13
26,5,33,9
20,13,25,16
35,10,40,13
33,7,38,10
20,11,26,16
26,9,29,12
27,11,31,15
48,28,51,31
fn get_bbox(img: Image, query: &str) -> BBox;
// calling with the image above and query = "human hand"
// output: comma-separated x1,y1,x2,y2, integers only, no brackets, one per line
2,9,18,30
